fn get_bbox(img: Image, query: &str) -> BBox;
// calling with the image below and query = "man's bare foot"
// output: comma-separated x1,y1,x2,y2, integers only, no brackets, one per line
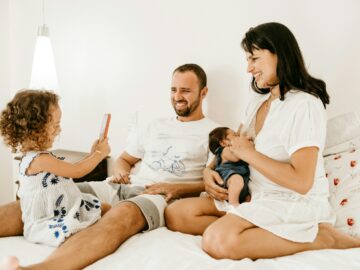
318,223,360,249
0,256,20,270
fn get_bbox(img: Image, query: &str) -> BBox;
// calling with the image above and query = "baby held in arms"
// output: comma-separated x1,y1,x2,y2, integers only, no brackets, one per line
208,127,250,206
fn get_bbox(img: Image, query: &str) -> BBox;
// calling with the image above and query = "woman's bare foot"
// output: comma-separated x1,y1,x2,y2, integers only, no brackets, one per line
0,256,20,270
318,223,360,249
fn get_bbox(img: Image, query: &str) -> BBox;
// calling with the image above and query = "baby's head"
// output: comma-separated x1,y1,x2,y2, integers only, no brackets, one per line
0,89,60,153
209,127,236,154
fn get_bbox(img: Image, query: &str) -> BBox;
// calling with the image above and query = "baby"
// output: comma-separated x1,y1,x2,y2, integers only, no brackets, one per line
209,127,250,206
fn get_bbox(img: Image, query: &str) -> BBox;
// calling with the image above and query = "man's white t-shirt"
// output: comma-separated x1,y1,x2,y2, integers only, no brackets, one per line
126,117,220,186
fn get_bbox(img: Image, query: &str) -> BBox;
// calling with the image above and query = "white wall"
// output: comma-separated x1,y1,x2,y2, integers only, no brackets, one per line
246,0,360,119
0,0,14,203
2,0,360,198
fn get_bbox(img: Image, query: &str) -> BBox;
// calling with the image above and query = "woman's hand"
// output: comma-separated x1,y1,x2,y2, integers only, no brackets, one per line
229,124,255,161
203,167,228,201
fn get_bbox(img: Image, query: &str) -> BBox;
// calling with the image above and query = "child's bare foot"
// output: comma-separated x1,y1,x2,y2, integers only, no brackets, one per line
101,203,111,216
0,256,20,270
317,223,360,249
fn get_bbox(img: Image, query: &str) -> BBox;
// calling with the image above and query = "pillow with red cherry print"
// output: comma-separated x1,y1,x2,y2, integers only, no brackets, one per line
324,147,360,237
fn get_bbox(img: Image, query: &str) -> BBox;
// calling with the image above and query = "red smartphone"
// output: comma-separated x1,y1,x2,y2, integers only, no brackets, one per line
99,113,111,140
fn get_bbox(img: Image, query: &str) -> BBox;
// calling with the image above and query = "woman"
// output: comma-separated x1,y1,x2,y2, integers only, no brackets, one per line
165,22,360,259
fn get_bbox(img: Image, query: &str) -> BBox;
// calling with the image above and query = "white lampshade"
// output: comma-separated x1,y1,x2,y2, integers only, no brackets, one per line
29,25,59,91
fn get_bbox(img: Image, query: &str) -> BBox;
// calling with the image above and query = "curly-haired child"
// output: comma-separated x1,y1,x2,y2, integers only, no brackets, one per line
0,89,111,248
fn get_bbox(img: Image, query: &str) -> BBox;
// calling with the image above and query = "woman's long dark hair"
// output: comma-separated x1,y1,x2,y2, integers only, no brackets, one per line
241,22,329,108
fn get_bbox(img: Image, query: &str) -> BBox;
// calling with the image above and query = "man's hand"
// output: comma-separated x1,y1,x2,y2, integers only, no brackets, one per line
203,167,228,201
112,171,130,184
112,152,140,184
143,182,181,202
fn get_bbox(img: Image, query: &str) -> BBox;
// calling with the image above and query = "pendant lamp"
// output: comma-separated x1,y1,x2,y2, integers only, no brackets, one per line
29,0,59,91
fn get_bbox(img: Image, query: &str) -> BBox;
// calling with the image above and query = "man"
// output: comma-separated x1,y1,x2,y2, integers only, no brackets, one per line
0,63,220,269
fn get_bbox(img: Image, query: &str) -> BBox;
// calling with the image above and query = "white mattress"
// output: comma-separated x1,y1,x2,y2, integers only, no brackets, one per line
1,227,359,269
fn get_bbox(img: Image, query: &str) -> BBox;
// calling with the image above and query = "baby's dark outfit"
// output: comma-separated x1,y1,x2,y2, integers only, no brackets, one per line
214,147,250,203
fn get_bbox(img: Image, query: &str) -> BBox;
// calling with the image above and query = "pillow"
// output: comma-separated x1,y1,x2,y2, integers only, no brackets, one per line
324,111,360,156
324,136,360,157
324,148,360,237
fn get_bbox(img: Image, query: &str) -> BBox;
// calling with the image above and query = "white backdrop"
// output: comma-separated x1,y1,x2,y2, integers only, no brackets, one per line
0,0,13,203
1,0,360,202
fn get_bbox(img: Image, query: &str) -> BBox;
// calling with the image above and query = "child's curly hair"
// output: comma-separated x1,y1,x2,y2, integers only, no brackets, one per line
0,89,59,153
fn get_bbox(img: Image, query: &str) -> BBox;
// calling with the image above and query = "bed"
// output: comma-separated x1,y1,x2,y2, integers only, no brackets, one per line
1,111,360,269
1,228,359,269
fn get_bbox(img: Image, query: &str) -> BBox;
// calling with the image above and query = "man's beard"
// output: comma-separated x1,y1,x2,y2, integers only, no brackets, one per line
173,97,200,117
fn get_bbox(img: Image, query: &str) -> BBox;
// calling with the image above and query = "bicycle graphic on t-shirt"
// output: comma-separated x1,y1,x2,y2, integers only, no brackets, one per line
150,146,185,176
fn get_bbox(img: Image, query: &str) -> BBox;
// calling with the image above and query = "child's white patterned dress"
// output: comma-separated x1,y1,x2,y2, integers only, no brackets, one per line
18,151,101,247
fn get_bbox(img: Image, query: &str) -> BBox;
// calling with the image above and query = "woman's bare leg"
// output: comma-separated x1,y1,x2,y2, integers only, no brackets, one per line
0,256,20,270
0,201,23,236
165,197,224,235
202,213,360,260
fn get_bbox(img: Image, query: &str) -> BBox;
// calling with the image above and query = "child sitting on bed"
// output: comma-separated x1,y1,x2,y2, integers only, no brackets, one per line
0,89,111,247
208,127,250,206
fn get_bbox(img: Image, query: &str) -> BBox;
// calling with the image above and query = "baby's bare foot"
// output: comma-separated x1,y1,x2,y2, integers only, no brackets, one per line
229,201,239,207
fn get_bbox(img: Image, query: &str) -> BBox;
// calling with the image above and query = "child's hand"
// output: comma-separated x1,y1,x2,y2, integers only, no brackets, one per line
94,138,111,159
90,139,100,154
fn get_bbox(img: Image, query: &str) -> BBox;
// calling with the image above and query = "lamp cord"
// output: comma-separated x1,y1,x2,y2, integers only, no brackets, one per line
42,0,45,25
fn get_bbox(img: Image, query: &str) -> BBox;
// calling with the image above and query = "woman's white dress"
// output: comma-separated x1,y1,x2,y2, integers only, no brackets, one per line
215,90,335,242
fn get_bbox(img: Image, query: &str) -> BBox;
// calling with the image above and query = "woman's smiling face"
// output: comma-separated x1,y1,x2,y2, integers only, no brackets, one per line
246,49,278,89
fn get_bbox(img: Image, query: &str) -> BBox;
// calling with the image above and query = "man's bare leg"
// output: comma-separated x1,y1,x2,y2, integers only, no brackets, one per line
165,197,224,235
0,201,23,237
11,202,146,270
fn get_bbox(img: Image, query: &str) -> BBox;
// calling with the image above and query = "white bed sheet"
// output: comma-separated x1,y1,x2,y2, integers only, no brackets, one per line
1,227,359,269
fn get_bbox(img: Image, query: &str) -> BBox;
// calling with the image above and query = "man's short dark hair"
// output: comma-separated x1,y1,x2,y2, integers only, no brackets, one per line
173,63,207,90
